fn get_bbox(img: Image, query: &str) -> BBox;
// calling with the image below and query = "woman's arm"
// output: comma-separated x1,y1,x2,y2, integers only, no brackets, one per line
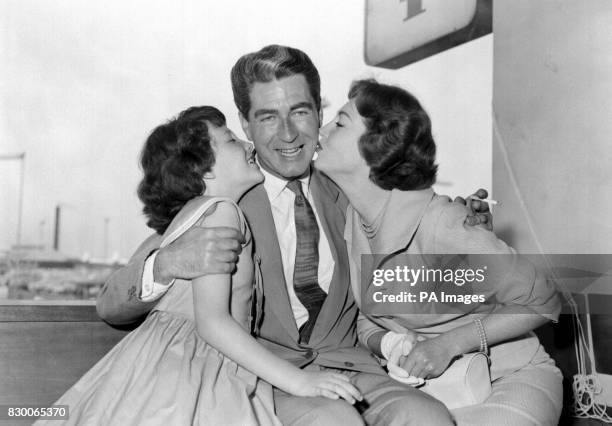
400,202,560,379
357,312,386,357
358,312,423,384
400,307,547,379
193,202,362,403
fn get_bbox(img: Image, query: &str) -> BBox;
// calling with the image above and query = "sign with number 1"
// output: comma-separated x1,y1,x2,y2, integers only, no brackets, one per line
365,0,492,69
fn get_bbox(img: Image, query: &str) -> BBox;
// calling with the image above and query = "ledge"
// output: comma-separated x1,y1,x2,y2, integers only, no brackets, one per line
0,301,101,322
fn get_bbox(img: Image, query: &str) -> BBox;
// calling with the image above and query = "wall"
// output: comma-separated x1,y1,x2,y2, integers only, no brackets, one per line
493,0,612,255
493,0,612,409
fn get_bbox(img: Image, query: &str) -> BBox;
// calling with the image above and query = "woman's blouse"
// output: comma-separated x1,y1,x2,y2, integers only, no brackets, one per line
344,188,561,345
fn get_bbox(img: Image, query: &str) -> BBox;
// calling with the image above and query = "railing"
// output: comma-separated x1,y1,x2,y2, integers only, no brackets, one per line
0,301,129,414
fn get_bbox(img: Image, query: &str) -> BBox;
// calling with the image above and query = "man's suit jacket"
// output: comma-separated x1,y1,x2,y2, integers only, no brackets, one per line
99,168,383,375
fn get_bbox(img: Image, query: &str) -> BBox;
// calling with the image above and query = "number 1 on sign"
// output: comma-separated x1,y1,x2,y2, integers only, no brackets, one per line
401,0,426,21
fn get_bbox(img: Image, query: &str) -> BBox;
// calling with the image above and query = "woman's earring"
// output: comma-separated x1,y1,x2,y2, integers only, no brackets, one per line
203,171,215,180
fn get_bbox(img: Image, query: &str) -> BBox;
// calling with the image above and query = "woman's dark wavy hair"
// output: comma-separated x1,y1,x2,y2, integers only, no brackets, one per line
349,79,438,191
137,106,225,234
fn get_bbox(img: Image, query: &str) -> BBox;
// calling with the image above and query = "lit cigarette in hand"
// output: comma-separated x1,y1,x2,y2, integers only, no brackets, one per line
475,198,501,206
467,196,501,206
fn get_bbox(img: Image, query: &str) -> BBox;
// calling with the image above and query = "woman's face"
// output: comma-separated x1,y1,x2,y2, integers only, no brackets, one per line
207,124,264,197
315,100,369,179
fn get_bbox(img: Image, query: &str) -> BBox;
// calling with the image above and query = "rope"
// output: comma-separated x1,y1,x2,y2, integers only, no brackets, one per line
493,111,611,422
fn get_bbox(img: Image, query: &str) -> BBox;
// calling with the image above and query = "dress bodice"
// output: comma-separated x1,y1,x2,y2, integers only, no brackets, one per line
153,196,255,329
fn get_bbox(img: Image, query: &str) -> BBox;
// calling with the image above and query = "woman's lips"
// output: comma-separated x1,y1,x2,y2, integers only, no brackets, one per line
312,142,322,161
246,151,257,165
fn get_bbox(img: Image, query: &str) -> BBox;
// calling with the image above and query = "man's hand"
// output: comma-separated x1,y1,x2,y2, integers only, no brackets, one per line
455,188,493,230
153,226,245,284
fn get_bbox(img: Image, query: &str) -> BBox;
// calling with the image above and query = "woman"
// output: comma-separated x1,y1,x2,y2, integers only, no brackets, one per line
36,106,361,426
315,80,563,425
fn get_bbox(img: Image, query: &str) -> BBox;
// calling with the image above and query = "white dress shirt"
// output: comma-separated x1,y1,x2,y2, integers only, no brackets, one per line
260,168,335,329
140,250,172,302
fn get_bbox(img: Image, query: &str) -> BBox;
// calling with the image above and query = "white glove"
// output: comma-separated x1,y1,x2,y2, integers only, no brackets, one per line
380,331,424,386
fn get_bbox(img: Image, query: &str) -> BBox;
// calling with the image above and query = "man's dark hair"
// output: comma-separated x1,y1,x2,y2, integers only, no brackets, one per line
230,44,321,117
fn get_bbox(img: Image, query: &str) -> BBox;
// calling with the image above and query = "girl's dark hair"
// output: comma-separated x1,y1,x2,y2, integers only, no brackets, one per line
349,79,438,191
137,106,225,234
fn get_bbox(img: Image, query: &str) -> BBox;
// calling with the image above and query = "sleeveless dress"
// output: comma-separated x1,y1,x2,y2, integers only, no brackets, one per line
35,197,280,426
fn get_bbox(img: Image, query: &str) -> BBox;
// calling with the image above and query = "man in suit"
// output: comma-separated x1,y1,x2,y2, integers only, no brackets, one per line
97,45,490,425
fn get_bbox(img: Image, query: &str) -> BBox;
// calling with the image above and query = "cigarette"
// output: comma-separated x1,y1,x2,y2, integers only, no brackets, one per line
466,195,501,206
477,198,501,206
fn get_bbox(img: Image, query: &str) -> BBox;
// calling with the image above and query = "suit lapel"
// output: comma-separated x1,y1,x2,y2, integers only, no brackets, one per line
240,184,299,341
309,171,352,342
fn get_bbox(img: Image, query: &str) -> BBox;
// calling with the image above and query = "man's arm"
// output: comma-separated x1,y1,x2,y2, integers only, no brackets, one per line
96,233,163,325
96,226,245,325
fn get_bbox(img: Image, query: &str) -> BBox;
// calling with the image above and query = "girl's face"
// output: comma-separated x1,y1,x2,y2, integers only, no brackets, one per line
315,100,369,180
207,124,264,198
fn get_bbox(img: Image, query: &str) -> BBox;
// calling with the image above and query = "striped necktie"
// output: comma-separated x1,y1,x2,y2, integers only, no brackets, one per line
286,180,327,345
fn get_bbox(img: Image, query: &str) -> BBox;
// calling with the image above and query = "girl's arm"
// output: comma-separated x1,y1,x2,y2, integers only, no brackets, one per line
193,202,362,403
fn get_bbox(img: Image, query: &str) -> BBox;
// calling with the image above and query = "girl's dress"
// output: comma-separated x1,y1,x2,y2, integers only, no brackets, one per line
36,196,280,426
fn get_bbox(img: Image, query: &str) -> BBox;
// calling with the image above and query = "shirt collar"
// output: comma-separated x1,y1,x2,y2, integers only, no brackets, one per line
260,163,311,202
368,188,435,254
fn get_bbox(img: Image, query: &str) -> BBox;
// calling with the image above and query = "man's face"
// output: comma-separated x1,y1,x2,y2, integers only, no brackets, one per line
239,74,321,180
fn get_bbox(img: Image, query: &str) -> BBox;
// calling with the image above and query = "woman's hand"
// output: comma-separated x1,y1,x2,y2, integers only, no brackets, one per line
290,371,363,404
455,188,493,230
399,336,460,379
381,331,419,368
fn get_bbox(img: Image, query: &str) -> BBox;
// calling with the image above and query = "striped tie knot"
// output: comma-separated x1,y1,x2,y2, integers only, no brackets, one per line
286,179,303,194
287,180,306,205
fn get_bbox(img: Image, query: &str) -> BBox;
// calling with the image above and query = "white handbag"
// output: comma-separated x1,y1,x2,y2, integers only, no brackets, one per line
419,352,492,409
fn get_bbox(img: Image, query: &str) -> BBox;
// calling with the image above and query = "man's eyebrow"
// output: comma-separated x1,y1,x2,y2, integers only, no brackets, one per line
290,101,314,111
253,102,314,118
253,108,278,118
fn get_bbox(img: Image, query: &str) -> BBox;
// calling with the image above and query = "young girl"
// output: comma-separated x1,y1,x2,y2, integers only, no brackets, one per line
37,106,360,425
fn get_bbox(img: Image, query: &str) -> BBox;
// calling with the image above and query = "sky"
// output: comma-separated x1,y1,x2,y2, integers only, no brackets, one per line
1,0,492,259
